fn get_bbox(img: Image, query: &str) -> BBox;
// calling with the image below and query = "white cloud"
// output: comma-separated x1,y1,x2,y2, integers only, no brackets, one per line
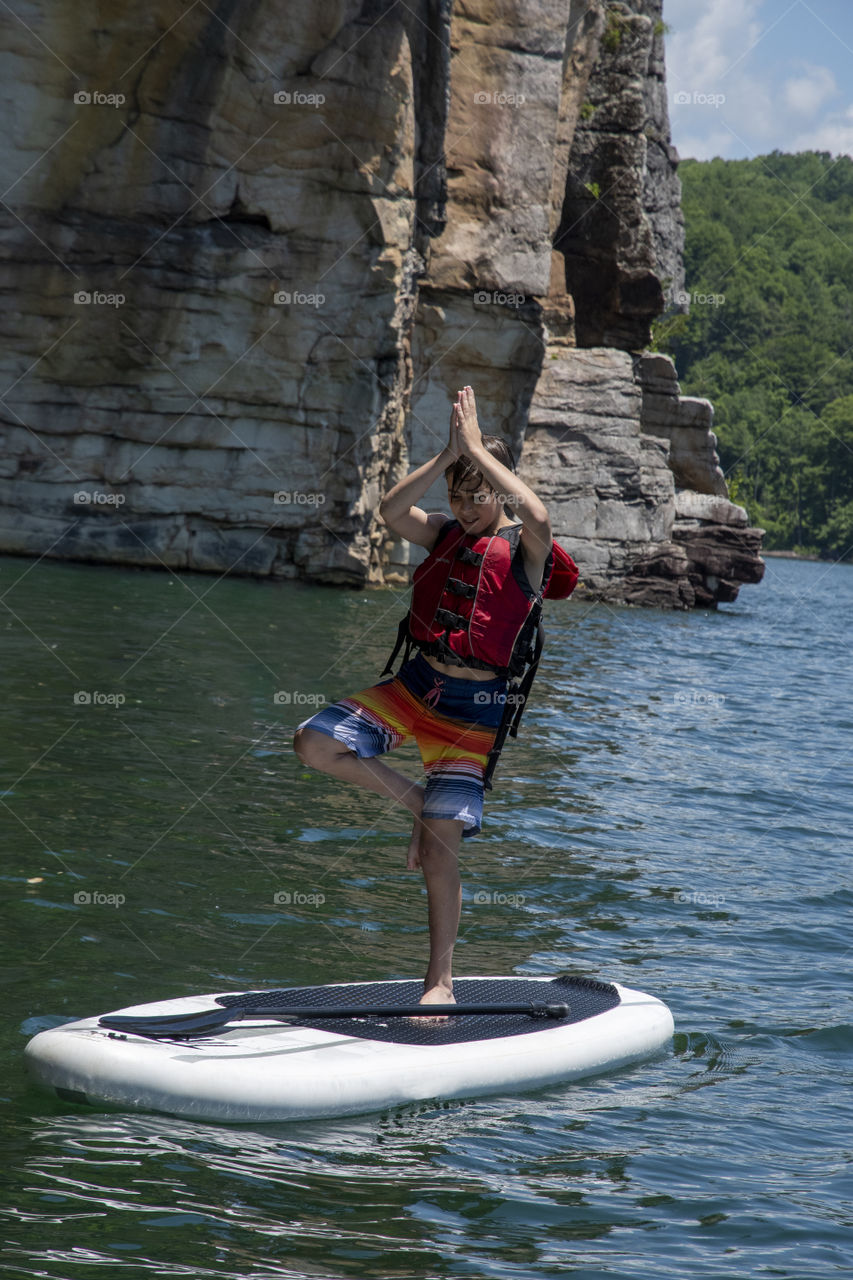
674,128,738,162
783,64,838,117
668,41,780,160
665,2,853,162
665,0,773,157
665,0,764,92
787,103,853,157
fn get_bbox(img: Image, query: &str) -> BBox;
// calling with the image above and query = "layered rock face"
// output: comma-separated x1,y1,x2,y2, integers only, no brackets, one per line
0,0,763,606
635,354,763,606
517,348,764,608
518,347,690,607
1,0,429,584
394,0,606,574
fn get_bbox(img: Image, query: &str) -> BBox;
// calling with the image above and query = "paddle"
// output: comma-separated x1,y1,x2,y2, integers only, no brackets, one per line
99,1000,571,1040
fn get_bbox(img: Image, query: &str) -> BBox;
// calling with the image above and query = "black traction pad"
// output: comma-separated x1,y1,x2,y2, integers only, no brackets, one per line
216,976,620,1046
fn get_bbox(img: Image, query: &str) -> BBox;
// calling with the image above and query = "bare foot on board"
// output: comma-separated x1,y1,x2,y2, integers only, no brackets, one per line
415,982,455,1024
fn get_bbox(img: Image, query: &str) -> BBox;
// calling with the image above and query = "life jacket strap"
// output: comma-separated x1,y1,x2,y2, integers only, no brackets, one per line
381,617,413,678
434,606,467,630
415,635,510,675
483,617,545,791
508,618,544,739
457,546,484,567
446,576,476,600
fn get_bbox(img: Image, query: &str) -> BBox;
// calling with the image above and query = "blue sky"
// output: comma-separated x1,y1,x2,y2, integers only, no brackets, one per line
664,0,853,160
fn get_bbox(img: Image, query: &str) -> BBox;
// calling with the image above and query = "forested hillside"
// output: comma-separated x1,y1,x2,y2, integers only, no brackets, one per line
656,151,853,559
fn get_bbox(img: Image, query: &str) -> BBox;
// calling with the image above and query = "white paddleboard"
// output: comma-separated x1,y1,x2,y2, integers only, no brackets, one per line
24,975,674,1123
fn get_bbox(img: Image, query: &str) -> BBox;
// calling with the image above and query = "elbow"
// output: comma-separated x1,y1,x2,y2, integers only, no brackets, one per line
515,491,549,531
378,498,398,531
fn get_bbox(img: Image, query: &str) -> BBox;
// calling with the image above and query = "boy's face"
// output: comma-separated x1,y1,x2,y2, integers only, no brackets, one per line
447,476,504,535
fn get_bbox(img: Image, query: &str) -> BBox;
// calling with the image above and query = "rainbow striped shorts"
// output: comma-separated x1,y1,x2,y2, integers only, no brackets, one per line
298,652,507,837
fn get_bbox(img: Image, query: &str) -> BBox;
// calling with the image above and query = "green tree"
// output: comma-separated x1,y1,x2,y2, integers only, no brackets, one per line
658,152,853,559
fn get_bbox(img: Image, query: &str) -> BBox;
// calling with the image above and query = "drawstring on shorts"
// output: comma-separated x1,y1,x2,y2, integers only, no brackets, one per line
422,676,445,709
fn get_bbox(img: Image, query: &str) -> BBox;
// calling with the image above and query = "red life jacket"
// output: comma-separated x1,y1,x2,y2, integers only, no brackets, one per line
381,519,579,788
384,519,579,679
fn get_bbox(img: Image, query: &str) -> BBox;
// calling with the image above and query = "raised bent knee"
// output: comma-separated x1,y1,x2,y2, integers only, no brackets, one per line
293,726,346,769
292,726,317,765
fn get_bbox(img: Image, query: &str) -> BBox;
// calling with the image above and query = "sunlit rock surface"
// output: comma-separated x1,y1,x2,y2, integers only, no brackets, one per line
0,0,763,607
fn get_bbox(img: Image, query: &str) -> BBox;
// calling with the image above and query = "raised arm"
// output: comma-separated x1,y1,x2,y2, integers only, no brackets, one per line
378,448,455,550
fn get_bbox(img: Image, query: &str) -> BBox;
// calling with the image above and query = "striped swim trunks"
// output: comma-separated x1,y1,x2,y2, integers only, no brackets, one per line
297,651,508,837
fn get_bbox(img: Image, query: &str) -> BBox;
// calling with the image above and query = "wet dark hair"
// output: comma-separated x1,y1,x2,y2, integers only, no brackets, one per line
445,434,516,493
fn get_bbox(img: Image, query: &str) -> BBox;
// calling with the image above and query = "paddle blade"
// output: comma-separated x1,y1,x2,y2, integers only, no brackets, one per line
99,1005,238,1037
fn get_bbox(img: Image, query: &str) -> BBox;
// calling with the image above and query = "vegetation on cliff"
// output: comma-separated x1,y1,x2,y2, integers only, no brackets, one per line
656,151,853,561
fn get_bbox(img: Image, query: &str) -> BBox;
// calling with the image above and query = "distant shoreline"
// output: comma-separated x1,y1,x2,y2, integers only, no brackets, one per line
762,550,825,562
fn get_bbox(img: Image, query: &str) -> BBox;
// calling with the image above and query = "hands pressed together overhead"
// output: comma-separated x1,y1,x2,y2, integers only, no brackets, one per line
449,385,483,460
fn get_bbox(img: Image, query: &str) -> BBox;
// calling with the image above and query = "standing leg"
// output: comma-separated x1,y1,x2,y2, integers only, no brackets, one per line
409,687,501,1007
411,817,465,1005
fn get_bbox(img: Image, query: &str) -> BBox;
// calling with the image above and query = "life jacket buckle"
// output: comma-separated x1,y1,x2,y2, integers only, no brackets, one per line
446,576,476,600
435,607,466,629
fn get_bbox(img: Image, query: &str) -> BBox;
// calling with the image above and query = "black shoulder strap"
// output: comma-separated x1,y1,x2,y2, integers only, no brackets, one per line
433,517,459,548
508,617,544,738
483,614,545,790
381,616,412,677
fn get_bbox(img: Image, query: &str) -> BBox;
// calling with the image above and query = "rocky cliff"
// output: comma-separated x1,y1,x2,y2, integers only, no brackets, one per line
0,0,764,606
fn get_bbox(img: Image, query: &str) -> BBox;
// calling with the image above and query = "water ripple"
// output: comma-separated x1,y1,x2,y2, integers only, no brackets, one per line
2,556,852,1279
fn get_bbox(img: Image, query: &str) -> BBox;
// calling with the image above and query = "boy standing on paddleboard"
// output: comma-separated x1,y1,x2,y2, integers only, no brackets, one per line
294,386,577,1010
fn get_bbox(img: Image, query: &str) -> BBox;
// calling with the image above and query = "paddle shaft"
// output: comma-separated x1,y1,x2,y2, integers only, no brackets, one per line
231,1002,570,1020
100,1001,570,1038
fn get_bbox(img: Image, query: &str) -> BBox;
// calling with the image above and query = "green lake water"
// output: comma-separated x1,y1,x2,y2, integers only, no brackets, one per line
1,552,851,1279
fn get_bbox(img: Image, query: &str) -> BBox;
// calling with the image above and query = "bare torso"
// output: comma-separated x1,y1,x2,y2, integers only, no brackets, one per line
422,653,500,681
